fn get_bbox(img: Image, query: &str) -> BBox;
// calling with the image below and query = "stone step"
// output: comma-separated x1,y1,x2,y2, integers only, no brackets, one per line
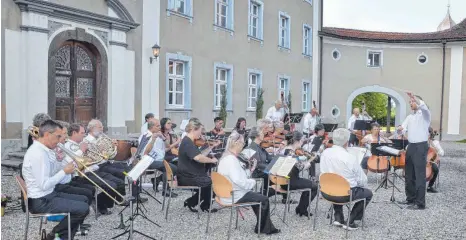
1,159,23,169
8,152,25,159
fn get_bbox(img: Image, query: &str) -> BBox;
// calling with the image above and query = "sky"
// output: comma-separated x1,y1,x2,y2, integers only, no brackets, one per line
323,0,466,32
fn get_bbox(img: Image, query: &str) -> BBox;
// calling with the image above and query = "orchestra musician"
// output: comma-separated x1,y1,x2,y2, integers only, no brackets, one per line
139,118,178,197
22,120,89,240
141,113,155,134
265,100,285,122
427,127,444,193
397,93,431,210
177,118,219,212
65,123,127,214
360,123,392,175
27,113,52,148
320,128,372,230
303,124,326,178
160,117,181,163
389,125,407,140
303,108,319,138
347,108,371,146
217,132,281,235
232,117,249,148
282,131,318,217
210,117,226,137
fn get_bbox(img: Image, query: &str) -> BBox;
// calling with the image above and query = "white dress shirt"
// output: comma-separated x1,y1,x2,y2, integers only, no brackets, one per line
217,154,256,205
22,141,72,199
265,106,284,122
138,131,165,161
347,114,365,130
64,139,94,174
401,101,431,143
303,113,318,134
140,122,148,134
320,145,367,188
431,140,445,157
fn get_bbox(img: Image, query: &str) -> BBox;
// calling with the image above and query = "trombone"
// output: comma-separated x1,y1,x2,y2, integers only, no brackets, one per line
57,143,126,205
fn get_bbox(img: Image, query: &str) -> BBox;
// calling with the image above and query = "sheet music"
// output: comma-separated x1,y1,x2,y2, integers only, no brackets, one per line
127,155,154,181
276,157,297,177
377,146,401,156
269,157,286,175
241,148,256,159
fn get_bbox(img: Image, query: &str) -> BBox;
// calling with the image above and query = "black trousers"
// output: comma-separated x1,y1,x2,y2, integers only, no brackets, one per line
251,171,288,199
178,175,213,210
236,191,277,234
322,187,372,223
86,171,124,210
349,133,359,146
284,167,318,213
28,192,89,239
54,183,93,206
428,163,439,187
149,161,178,191
405,142,429,207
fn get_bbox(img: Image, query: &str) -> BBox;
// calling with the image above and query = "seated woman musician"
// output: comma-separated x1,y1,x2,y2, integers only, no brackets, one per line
427,127,444,193
177,118,219,212
210,117,226,137
281,131,319,216
360,123,392,175
160,117,182,163
302,124,326,178
217,132,280,235
232,117,249,148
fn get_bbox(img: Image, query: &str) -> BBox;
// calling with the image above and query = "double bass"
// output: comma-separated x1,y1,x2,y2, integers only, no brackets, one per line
366,134,390,173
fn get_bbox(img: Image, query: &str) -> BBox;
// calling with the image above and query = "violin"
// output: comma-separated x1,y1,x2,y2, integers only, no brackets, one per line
194,135,221,147
259,133,275,148
295,148,315,159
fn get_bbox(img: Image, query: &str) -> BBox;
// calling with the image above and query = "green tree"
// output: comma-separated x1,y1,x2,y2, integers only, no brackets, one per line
256,88,264,120
219,87,227,127
352,92,388,119
287,91,292,113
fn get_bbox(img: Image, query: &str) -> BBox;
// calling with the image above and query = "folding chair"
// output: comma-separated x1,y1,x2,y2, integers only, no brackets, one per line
313,173,366,239
15,176,71,240
206,172,262,239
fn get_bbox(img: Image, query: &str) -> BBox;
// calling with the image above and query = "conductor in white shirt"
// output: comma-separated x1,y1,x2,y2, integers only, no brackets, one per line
22,120,89,240
397,93,431,210
217,132,280,235
320,128,372,230
265,100,285,122
303,107,319,137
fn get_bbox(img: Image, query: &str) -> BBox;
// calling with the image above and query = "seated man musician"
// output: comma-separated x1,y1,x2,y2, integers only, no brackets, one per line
210,117,226,137
320,128,373,230
360,123,392,175
427,127,444,193
22,120,89,240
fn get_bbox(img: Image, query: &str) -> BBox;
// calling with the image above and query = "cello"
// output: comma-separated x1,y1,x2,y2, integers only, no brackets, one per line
366,133,390,173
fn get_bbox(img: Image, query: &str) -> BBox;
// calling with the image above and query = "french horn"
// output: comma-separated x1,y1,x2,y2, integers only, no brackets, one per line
27,126,39,139
83,133,118,163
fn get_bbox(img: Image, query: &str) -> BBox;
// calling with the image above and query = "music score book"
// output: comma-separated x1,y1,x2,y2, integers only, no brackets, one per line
264,156,296,178
126,155,155,181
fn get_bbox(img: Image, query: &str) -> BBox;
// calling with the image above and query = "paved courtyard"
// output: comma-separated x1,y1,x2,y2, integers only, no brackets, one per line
2,142,465,240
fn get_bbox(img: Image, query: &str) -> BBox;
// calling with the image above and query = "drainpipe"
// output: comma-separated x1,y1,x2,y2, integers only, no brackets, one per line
318,0,324,115
439,41,446,140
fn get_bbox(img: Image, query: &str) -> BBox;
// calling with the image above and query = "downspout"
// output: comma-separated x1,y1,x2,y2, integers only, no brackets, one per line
318,0,324,115
439,41,446,140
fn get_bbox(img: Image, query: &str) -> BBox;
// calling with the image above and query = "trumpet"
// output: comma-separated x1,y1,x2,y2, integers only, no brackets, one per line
28,126,39,139
57,143,126,205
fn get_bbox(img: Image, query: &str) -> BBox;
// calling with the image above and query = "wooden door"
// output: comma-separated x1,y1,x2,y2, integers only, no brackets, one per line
54,41,96,126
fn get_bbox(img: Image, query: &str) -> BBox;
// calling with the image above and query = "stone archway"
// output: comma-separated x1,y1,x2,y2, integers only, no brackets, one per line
48,28,108,127
346,85,407,126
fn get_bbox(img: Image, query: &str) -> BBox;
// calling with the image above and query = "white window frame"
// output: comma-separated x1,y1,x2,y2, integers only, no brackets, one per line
165,53,192,110
247,69,262,110
213,62,234,110
167,60,185,107
417,53,428,65
278,11,291,49
248,0,264,41
277,74,290,100
214,0,235,31
302,80,311,112
215,68,227,109
167,0,194,21
367,49,383,68
303,24,312,56
332,48,341,61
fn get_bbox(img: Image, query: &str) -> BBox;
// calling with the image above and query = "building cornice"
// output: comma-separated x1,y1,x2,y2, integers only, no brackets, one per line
106,0,135,22
14,0,139,32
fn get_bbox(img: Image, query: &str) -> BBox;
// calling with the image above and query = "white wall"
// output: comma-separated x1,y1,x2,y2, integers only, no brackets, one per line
5,29,23,123
447,46,464,134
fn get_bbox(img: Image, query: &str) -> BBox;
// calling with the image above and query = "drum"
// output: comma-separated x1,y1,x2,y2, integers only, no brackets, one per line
347,147,368,165
113,140,132,161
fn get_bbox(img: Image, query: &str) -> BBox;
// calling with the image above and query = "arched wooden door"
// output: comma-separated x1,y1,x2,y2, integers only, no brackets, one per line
53,41,96,126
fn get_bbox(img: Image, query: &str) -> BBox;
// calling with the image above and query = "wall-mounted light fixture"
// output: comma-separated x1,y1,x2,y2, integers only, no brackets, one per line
149,44,161,64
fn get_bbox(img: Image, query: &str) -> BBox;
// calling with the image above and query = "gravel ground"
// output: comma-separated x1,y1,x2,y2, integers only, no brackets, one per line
2,142,465,240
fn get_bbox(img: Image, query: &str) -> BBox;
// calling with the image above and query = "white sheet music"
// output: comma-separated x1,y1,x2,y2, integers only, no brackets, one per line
127,155,154,181
377,146,400,156
269,157,286,175
276,157,297,177
241,149,257,159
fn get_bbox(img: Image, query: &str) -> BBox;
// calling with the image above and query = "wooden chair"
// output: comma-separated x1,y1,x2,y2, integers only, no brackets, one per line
206,172,262,239
15,176,71,240
266,175,313,224
162,160,201,220
313,173,366,239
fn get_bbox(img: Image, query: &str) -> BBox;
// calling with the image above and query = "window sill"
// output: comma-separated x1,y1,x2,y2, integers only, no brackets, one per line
278,45,291,53
247,35,263,45
366,65,382,68
213,24,234,36
212,109,233,113
246,109,256,113
302,53,312,59
165,107,193,111
166,9,193,23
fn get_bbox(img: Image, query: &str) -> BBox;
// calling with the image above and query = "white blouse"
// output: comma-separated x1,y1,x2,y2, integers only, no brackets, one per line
217,154,256,205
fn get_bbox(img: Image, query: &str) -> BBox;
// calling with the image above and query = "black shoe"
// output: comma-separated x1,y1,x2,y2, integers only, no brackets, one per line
332,214,345,227
80,223,91,229
342,222,359,230
201,207,218,213
282,198,298,204
295,207,312,217
397,200,414,205
266,229,281,235
183,200,198,213
153,176,162,192
407,205,426,210
98,208,112,215
162,190,178,198
117,200,130,207
138,197,148,203
427,186,438,193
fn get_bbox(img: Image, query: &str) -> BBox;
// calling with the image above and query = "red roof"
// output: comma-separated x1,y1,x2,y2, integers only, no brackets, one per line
320,19,466,43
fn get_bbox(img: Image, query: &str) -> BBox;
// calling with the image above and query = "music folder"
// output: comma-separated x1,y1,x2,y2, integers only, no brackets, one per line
354,120,373,131
288,113,304,124
370,143,399,157
323,123,338,132
126,155,155,181
390,139,410,150
264,155,296,178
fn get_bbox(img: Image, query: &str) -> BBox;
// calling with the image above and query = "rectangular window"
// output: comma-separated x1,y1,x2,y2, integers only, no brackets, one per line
248,73,258,108
278,77,289,100
215,68,228,108
303,25,312,56
168,61,185,106
367,51,382,67
216,0,228,28
278,12,291,49
302,82,310,111
248,1,263,40
167,0,193,17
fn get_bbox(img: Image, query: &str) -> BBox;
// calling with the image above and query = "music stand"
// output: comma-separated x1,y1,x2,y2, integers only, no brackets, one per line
112,155,159,240
323,123,338,133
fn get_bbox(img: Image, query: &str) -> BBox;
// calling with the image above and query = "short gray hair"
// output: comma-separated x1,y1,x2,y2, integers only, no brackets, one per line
87,119,102,131
256,119,272,133
332,128,351,147
147,118,159,130
55,120,70,129
32,113,51,127
38,120,62,137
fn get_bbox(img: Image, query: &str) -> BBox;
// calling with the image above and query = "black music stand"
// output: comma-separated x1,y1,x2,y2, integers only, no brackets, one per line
323,123,338,133
288,113,304,124
352,120,373,146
